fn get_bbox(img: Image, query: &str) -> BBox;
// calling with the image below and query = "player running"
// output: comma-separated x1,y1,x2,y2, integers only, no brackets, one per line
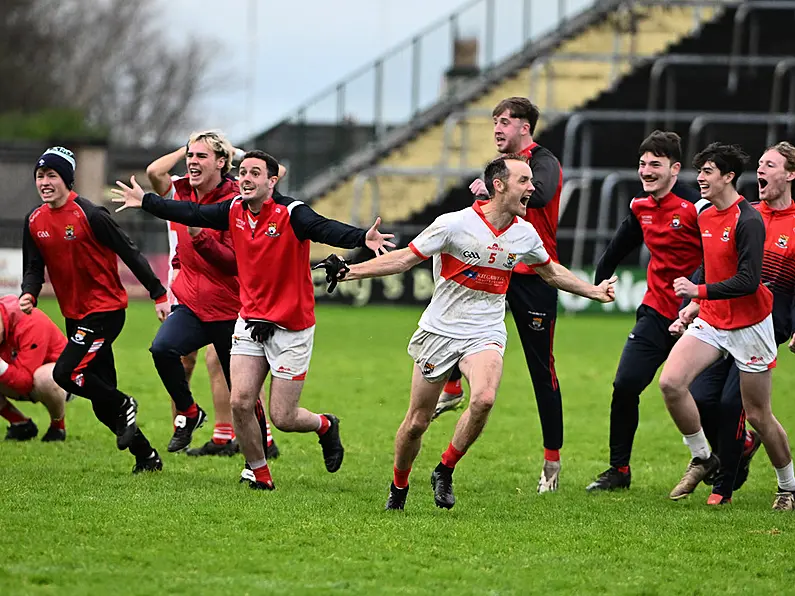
112,150,395,490
659,143,795,511
668,141,795,507
319,154,615,511
585,131,708,492
0,294,69,441
21,147,166,473
434,97,566,493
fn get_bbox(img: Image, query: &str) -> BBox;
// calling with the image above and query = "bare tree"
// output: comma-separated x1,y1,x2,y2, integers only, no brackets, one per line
1,0,213,144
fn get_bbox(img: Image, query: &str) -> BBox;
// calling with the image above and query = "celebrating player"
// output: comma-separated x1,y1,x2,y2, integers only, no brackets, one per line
585,131,708,492
434,97,566,493
112,150,395,490
21,147,166,473
659,143,795,510
668,141,795,506
0,294,69,441
320,154,615,511
144,132,277,457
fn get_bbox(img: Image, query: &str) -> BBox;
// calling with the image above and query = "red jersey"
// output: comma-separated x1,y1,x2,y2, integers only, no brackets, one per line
513,142,562,274
165,176,241,321
141,190,368,331
22,192,167,320
696,197,772,330
595,181,706,320
756,200,795,343
0,295,66,396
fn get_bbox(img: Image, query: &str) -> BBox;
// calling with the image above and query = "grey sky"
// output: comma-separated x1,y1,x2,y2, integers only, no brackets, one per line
162,0,592,143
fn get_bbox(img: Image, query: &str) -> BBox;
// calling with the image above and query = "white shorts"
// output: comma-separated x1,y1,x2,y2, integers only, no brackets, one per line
231,317,315,381
685,315,777,373
407,328,506,383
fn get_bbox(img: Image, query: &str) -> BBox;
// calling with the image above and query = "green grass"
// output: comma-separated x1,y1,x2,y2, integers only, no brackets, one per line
2,300,795,595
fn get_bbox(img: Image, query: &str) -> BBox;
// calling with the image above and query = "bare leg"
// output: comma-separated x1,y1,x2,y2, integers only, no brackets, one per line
659,335,722,435
394,365,445,471
206,345,233,427
740,370,791,468
268,377,316,432
452,350,503,453
229,355,268,464
29,363,66,421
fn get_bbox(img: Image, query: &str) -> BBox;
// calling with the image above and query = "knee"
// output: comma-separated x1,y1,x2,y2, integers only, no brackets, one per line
32,366,60,397
469,390,496,417
404,409,432,439
744,405,769,430
230,392,256,418
269,404,297,431
658,372,685,402
612,372,645,404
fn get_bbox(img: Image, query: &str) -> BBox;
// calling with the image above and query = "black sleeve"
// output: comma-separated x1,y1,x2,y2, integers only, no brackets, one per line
141,192,231,231
594,210,644,284
85,203,167,301
705,209,764,299
287,202,367,248
21,215,45,302
527,151,560,209
789,294,795,337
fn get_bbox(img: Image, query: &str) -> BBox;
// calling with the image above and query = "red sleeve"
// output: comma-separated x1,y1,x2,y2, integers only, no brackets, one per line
191,230,237,276
0,325,51,396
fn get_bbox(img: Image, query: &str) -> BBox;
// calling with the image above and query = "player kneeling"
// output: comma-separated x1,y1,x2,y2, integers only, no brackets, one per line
0,295,69,441
318,154,616,510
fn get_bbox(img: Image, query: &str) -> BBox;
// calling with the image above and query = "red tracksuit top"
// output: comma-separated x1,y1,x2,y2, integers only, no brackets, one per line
167,176,241,321
513,142,562,274
141,190,367,331
696,197,773,330
22,192,167,320
0,295,67,395
595,181,707,320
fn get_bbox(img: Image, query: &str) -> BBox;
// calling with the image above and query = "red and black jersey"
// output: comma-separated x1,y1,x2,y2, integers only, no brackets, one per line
22,192,167,320
595,181,707,320
0,295,66,395
141,190,367,331
696,197,773,329
756,200,795,343
513,142,562,274
167,176,241,321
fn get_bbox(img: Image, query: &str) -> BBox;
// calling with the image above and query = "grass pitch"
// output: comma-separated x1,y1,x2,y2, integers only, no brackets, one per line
2,300,794,595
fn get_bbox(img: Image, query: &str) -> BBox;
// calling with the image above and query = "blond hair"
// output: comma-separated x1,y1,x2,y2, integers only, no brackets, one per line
767,141,795,172
186,130,234,175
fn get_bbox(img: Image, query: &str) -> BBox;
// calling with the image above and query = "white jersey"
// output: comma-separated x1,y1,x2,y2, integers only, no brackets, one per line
409,200,550,341
163,176,180,306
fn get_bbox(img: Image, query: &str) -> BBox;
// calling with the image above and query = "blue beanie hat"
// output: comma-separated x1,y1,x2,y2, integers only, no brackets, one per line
34,147,76,189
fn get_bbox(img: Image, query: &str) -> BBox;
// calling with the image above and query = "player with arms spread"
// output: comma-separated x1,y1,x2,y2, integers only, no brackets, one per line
660,143,795,510
112,150,395,490
319,154,616,511
21,147,167,473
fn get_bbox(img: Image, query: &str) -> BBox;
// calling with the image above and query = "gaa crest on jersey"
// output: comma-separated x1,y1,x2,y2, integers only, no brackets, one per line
777,234,789,249
64,224,76,240
504,253,517,268
721,227,731,242
266,222,280,237
670,214,681,229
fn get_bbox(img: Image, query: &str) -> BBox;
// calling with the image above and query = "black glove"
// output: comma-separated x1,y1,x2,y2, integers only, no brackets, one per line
244,319,277,343
312,254,349,293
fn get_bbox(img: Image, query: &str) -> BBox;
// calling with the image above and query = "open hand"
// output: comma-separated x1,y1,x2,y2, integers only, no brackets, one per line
111,176,145,213
365,217,396,255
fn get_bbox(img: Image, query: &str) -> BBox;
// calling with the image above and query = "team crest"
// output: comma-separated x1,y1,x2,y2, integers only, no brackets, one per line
72,329,86,344
266,222,280,237
670,214,681,228
777,234,789,249
504,253,517,268
531,317,544,331
64,224,76,240
423,362,435,376
721,227,731,242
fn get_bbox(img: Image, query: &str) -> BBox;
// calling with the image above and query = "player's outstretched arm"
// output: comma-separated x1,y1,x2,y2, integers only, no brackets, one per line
536,261,617,303
345,248,423,281
112,176,231,231
594,211,643,284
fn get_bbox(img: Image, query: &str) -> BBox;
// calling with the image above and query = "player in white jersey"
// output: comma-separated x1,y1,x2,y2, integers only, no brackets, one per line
318,154,617,511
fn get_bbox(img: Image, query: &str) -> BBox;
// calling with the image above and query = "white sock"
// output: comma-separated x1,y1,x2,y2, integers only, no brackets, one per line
682,429,711,460
775,461,795,491
248,458,267,470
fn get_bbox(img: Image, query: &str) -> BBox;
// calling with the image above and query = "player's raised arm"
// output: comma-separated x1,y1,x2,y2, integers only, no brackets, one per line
112,175,232,230
146,146,186,196
536,261,617,303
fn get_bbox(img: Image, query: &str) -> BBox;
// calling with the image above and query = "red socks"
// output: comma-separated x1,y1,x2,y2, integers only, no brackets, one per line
616,466,630,474
444,379,462,395
440,442,466,469
252,463,273,485
0,403,29,424
212,422,234,445
316,414,330,436
50,418,65,431
179,403,199,418
743,430,755,455
393,466,411,489
544,448,560,462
